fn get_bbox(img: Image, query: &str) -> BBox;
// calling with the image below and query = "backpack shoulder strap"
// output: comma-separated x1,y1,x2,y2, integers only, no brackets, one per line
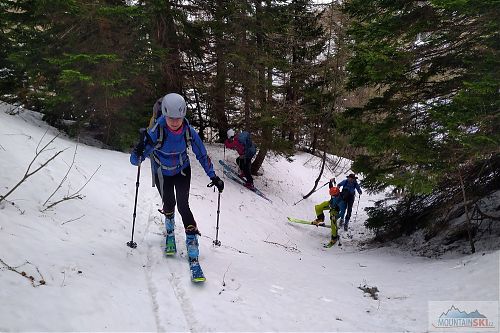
184,126,194,150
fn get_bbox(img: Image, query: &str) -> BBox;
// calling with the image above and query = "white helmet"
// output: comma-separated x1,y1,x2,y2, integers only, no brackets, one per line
161,93,186,119
227,128,235,139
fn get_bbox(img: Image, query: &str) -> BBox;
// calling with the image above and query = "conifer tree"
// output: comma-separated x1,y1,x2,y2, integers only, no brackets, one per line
345,0,499,193
344,0,499,239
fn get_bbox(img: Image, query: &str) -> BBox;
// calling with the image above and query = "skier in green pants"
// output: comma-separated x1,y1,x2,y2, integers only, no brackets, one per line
313,181,347,246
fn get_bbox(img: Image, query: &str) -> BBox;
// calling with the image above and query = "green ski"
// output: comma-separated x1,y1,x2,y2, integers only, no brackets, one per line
287,217,331,228
165,235,176,255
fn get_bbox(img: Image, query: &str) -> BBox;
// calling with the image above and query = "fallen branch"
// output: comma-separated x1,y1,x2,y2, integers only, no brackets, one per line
61,214,85,225
0,130,67,204
43,165,101,211
0,199,26,214
475,203,500,221
0,258,46,287
263,237,300,253
218,264,232,295
43,142,79,206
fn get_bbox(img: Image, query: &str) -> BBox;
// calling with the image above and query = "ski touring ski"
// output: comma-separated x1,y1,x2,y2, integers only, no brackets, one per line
165,235,176,255
189,258,206,283
288,217,342,248
219,160,272,203
287,217,331,228
163,234,205,282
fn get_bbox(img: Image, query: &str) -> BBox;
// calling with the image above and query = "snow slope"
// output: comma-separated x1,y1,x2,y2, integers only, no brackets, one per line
0,106,498,332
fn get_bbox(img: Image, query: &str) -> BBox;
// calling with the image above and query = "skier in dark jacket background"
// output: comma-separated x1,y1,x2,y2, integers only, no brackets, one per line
337,173,362,231
130,93,224,265
224,129,257,189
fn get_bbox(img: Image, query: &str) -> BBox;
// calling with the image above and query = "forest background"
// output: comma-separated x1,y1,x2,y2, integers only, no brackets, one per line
1,0,498,248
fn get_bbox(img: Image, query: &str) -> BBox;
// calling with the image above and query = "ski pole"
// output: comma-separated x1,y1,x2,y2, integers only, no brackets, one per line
127,129,146,249
293,179,333,206
213,191,222,246
222,145,226,179
207,181,222,246
353,194,361,224
127,162,141,249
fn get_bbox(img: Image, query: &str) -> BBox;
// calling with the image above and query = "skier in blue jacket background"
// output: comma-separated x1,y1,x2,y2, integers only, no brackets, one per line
337,173,362,231
130,93,224,263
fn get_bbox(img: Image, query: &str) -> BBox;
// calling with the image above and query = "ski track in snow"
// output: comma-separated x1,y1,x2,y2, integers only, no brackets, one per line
165,265,202,332
142,197,205,332
145,241,166,332
162,221,206,332
144,201,166,332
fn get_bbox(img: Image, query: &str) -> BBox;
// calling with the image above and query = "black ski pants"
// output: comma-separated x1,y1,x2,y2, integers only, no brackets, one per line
154,166,196,231
345,195,355,223
236,156,253,184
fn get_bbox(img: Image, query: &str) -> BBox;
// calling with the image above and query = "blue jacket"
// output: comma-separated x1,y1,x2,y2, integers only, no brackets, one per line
130,119,215,178
338,178,362,196
329,195,347,220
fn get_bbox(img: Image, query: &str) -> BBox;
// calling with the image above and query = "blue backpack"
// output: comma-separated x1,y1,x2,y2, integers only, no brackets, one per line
238,131,256,158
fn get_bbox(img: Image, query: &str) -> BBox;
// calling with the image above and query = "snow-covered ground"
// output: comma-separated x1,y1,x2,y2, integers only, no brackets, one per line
0,105,498,332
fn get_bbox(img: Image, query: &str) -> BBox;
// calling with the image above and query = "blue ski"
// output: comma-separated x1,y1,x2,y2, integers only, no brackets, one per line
189,259,205,282
219,160,272,203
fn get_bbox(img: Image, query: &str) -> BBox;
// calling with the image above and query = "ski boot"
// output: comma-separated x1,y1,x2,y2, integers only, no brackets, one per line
244,182,255,190
185,225,205,282
338,218,344,227
164,212,176,255
312,213,325,226
325,235,339,248
343,221,349,232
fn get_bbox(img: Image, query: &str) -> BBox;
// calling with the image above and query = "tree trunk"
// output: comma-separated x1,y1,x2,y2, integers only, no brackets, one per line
251,0,270,175
155,2,183,93
301,150,327,199
244,86,251,131
188,56,205,140
459,169,476,254
213,0,229,142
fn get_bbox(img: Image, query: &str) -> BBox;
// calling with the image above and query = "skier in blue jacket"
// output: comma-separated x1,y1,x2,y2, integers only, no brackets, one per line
130,93,224,263
337,173,362,231
224,129,257,189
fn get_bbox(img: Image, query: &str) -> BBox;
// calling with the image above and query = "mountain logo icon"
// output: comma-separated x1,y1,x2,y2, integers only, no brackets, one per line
432,304,496,329
440,305,487,319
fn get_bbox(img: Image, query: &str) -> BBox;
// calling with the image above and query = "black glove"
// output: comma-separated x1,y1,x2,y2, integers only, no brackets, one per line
210,176,224,193
134,142,145,157
134,128,147,156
